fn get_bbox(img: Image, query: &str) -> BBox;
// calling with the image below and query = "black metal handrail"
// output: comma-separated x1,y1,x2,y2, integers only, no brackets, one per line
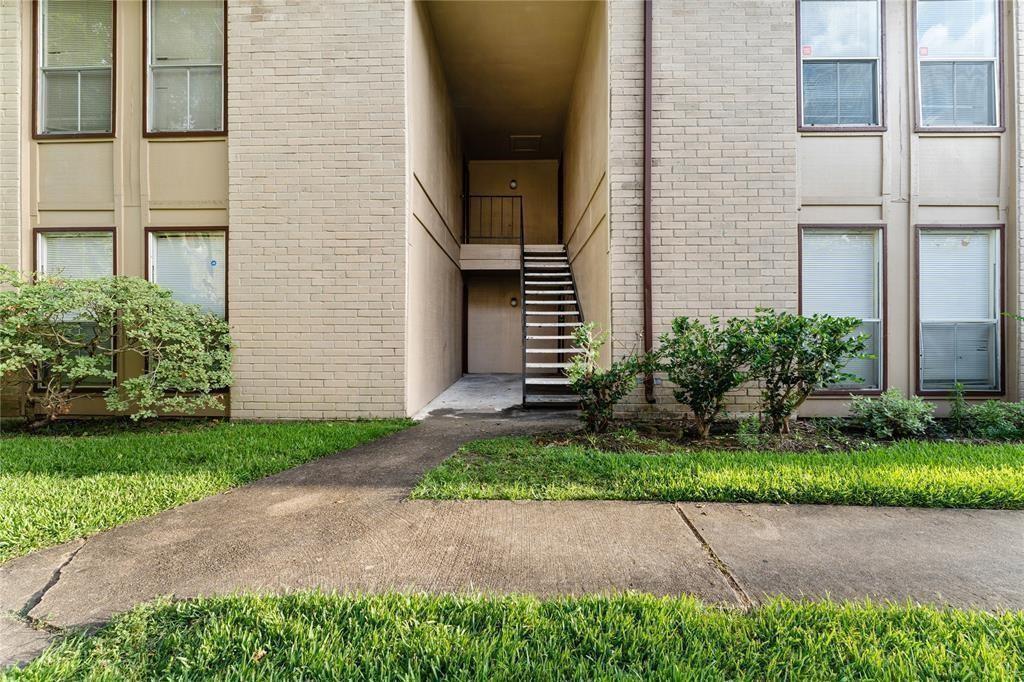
465,195,523,244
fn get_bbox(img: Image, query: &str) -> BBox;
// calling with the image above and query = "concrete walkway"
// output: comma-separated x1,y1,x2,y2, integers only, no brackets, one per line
2,413,1024,666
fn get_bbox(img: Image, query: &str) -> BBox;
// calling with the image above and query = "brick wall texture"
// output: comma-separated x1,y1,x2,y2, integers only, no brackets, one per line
227,0,407,419
1,0,22,418
611,0,798,413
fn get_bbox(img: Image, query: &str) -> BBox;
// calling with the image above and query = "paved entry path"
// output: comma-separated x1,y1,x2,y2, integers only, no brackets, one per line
3,413,1024,665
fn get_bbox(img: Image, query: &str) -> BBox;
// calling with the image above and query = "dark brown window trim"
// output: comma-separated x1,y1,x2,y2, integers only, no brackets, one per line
913,224,1006,398
142,0,228,139
31,226,118,394
911,0,1006,134
798,223,888,397
144,226,229,322
32,0,118,140
795,0,887,133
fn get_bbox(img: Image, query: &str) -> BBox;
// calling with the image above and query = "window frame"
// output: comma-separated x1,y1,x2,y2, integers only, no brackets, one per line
32,227,118,392
796,0,886,132
914,224,1005,396
143,0,228,138
32,0,117,140
798,223,887,396
144,226,229,320
912,0,1004,132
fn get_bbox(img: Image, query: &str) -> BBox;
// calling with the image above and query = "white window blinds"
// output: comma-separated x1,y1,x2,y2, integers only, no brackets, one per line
799,0,881,127
37,231,114,278
150,232,226,318
39,0,114,134
919,230,1000,391
917,0,999,127
801,228,882,390
148,0,225,132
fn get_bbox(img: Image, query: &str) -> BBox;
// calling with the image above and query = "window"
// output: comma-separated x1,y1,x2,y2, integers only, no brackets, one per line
916,0,999,128
801,227,883,390
147,0,225,134
918,228,1001,392
148,231,226,317
799,0,881,128
36,0,114,135
35,230,116,387
36,230,114,278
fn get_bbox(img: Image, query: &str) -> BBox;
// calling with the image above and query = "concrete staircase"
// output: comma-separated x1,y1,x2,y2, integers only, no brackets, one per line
521,244,582,407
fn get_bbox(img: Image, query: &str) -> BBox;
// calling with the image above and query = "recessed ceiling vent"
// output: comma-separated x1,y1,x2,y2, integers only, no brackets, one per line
510,134,542,153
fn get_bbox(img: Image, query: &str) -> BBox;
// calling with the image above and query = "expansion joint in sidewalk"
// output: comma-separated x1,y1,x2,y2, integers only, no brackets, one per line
674,503,753,610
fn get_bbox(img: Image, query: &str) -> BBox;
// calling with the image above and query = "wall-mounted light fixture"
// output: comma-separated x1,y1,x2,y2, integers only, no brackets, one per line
509,179,518,190
510,296,518,307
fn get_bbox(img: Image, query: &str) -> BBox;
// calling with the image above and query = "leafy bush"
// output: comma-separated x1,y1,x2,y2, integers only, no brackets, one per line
735,414,762,449
0,268,233,427
659,316,752,439
962,401,1024,441
850,388,936,439
949,383,970,436
567,323,657,434
746,309,867,434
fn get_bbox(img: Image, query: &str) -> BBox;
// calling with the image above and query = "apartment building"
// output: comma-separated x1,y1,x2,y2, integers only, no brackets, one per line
0,0,1021,420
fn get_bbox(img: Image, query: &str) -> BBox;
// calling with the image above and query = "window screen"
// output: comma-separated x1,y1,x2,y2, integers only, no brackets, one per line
148,0,225,133
150,232,226,317
799,0,881,127
38,0,114,134
801,228,882,390
36,231,114,278
917,0,999,127
919,230,1000,391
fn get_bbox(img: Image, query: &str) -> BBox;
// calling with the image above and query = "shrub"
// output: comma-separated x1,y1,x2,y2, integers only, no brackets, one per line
746,309,868,434
850,388,936,440
0,268,233,428
962,401,1024,441
567,323,658,434
659,316,752,438
948,383,970,436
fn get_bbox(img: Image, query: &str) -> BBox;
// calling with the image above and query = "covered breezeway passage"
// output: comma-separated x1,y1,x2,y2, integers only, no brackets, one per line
405,0,610,416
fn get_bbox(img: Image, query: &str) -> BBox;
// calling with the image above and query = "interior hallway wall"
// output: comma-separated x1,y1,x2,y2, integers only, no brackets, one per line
406,1,465,416
563,1,610,364
469,160,559,244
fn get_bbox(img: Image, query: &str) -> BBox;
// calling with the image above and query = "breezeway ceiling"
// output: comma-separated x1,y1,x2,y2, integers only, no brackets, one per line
425,1,596,160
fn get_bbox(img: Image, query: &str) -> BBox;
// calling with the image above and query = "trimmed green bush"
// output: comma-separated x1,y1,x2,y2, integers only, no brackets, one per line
850,388,935,440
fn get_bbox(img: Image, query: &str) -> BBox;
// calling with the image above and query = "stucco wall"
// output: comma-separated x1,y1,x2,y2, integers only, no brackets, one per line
228,0,407,419
406,0,464,416
469,160,559,244
563,1,610,363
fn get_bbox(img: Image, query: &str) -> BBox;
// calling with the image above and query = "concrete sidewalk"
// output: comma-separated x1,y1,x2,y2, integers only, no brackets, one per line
2,413,1023,667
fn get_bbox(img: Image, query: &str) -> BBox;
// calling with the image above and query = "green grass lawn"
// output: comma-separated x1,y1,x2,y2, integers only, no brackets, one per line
411,436,1024,508
0,419,411,564
8,593,1023,680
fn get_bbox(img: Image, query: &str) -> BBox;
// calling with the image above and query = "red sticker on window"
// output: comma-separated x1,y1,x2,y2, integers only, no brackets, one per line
802,45,812,56
919,46,928,56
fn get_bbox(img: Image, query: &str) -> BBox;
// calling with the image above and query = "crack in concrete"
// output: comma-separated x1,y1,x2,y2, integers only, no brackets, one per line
674,504,753,610
18,542,85,620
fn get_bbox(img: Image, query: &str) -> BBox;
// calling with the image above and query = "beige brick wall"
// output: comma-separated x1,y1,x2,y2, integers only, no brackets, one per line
610,0,798,414
0,0,20,276
1,0,22,419
227,0,407,420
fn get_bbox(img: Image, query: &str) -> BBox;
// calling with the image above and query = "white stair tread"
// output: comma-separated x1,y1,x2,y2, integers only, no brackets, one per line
525,264,570,269
525,348,584,353
525,311,579,316
525,300,578,305
527,362,571,369
524,395,579,404
525,290,574,295
524,281,573,286
527,322,582,327
524,245,566,253
524,256,568,261
526,335,575,340
525,377,571,385
524,273,572,278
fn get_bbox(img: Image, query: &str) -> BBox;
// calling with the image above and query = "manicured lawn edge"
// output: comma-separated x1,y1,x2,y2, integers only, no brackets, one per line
9,593,1023,679
0,419,412,564
411,436,1024,508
